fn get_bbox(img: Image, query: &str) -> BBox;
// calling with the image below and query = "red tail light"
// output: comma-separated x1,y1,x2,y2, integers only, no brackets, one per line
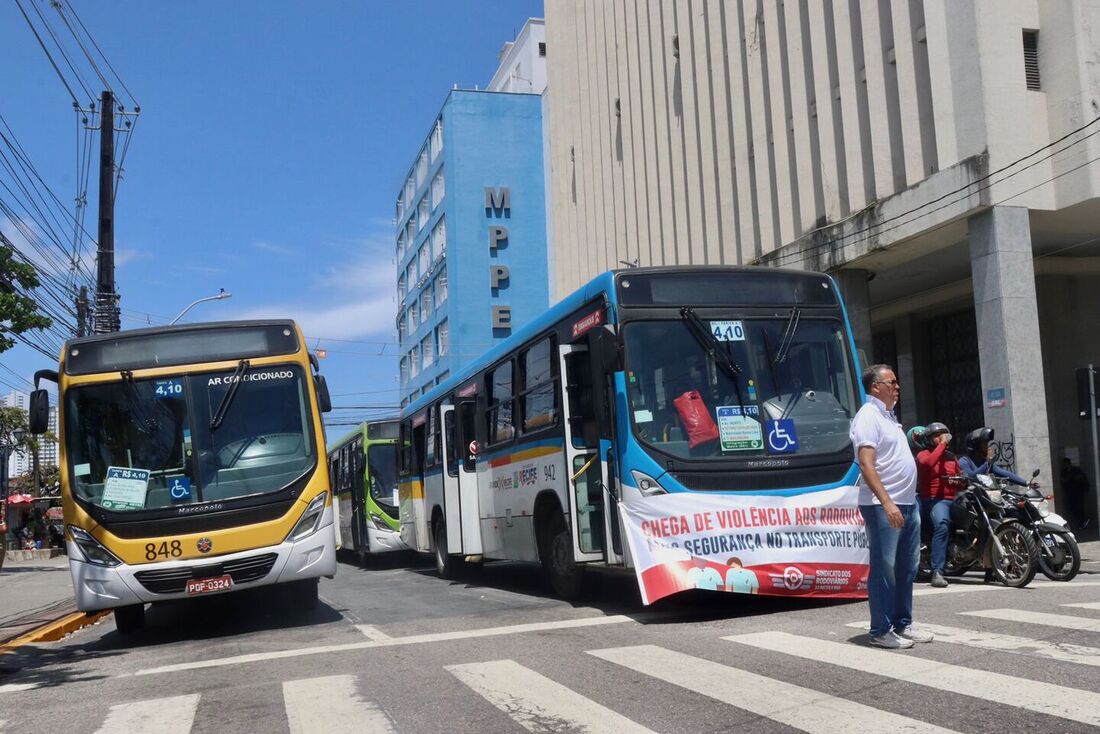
1046,495,1053,501
1017,501,1027,508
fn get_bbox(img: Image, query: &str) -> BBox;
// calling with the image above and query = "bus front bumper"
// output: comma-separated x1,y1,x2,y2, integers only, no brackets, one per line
67,510,337,612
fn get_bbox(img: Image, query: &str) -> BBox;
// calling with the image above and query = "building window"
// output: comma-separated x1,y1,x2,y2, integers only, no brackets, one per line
430,120,443,162
397,232,405,262
538,42,546,57
398,273,406,300
395,195,404,221
431,217,446,261
398,310,407,340
418,243,430,277
410,345,420,377
436,371,449,385
420,287,432,323
418,196,430,231
408,304,419,333
406,261,416,289
437,319,449,357
421,334,434,368
416,148,429,187
400,356,409,385
405,176,415,206
434,271,448,307
406,218,416,246
431,170,445,210
1023,30,1040,91
521,337,557,432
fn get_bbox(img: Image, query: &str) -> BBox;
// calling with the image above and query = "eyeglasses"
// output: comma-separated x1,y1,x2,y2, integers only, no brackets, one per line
874,379,900,386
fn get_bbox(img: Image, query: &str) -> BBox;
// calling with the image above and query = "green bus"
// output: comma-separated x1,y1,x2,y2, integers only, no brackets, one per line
327,420,404,560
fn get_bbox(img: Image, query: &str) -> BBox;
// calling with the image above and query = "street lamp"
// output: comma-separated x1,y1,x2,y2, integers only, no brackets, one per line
169,288,232,325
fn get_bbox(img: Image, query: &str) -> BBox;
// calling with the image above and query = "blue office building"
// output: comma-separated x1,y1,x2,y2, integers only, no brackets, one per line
394,90,548,406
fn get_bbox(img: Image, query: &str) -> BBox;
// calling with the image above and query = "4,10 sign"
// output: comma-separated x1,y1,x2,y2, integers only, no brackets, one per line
709,320,745,342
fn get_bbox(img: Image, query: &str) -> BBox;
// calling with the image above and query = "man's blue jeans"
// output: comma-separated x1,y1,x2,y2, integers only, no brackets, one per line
923,499,952,573
859,503,920,638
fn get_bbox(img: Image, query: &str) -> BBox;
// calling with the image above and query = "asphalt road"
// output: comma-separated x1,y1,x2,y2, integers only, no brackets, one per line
3,552,1100,733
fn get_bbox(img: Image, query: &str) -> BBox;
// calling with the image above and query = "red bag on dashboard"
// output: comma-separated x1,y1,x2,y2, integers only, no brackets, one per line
673,391,719,448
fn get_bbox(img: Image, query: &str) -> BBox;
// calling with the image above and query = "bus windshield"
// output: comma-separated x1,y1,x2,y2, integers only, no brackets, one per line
368,444,399,512
64,365,316,512
622,316,858,460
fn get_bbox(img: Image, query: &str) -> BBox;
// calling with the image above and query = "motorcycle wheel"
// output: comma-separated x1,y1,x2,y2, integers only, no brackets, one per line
1038,530,1081,582
991,522,1039,588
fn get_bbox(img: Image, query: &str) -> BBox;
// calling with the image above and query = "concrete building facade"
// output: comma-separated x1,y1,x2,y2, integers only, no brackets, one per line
544,0,1100,527
488,18,548,94
394,87,549,406
1,391,58,477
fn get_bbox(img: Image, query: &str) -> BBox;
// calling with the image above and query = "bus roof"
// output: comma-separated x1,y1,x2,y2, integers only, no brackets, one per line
62,319,303,376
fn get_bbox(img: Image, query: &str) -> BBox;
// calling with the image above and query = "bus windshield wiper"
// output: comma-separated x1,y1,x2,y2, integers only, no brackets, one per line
773,307,801,364
679,307,743,380
210,359,250,431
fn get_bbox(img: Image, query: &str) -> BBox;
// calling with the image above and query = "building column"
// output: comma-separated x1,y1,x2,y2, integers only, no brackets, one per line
894,315,918,427
834,269,872,365
969,206,1052,484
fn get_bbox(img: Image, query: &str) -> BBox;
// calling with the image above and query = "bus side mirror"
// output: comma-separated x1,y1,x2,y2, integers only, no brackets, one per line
29,390,50,434
315,375,332,413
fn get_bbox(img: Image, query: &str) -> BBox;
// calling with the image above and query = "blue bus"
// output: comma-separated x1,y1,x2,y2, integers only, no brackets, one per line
399,267,867,603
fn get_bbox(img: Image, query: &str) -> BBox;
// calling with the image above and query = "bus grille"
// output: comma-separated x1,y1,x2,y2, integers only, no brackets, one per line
133,553,279,594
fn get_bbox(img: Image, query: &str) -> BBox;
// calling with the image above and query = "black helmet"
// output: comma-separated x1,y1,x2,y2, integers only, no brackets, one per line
965,426,995,453
925,422,950,443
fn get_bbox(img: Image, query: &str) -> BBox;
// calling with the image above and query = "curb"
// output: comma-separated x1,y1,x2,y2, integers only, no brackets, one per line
0,610,110,653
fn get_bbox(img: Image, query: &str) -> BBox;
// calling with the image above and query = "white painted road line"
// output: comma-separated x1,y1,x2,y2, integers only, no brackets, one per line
447,659,654,734
0,683,39,694
845,621,1100,667
960,608,1100,632
128,615,634,677
283,675,394,734
1062,602,1100,611
590,644,958,733
726,631,1100,728
94,694,200,734
912,580,1100,597
355,624,392,641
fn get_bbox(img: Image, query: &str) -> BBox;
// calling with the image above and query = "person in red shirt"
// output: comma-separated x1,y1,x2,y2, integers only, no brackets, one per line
916,422,960,588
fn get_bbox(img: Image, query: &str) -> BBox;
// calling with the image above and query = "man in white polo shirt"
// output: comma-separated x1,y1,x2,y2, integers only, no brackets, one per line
850,364,933,649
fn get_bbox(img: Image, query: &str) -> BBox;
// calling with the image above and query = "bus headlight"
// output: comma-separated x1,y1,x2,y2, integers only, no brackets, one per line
286,492,328,542
67,525,123,567
631,470,668,496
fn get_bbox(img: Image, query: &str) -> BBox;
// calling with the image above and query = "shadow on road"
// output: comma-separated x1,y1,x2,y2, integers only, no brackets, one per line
0,642,119,690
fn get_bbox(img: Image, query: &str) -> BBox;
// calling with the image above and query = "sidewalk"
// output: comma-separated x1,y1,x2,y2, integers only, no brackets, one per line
0,554,77,645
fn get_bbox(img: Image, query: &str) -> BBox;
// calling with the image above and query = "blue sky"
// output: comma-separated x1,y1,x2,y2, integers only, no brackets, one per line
0,0,543,432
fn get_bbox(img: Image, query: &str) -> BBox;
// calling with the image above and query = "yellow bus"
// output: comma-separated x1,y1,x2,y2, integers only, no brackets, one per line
27,319,336,633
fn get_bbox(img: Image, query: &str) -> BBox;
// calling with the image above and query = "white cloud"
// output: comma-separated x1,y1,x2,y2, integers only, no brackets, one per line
252,241,294,256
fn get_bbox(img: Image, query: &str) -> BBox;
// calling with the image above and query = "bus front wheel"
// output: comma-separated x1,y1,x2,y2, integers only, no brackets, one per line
114,603,145,635
541,514,583,600
433,520,460,580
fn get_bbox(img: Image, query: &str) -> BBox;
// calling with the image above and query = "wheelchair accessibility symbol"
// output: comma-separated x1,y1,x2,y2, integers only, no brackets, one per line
766,419,799,454
169,477,192,502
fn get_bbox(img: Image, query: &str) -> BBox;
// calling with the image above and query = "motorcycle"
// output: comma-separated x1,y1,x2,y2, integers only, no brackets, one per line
998,468,1081,582
919,474,1039,587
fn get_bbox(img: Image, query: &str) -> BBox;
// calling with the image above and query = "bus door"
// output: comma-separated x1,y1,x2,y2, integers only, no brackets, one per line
439,405,466,555
451,398,483,555
559,342,612,564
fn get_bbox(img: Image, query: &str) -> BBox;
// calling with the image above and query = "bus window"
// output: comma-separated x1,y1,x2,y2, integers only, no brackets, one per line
412,422,427,476
486,361,514,445
425,409,438,467
521,337,557,433
444,409,457,477
458,401,477,472
564,351,597,447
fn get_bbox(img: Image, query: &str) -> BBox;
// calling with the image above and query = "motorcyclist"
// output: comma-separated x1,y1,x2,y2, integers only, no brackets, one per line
916,422,961,588
959,427,1036,488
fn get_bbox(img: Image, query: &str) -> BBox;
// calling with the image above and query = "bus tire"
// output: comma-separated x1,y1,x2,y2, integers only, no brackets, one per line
114,603,145,635
287,578,319,611
433,518,459,580
540,513,583,600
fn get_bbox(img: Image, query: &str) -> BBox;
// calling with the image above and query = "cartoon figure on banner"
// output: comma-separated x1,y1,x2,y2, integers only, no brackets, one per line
723,557,760,594
686,557,723,590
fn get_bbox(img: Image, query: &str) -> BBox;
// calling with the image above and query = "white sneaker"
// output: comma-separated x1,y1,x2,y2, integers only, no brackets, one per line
869,631,914,649
896,625,934,643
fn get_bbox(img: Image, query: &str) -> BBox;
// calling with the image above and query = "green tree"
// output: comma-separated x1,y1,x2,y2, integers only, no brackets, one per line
0,242,53,353
0,405,28,448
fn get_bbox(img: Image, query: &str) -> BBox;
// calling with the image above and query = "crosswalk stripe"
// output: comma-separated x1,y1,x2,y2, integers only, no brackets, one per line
960,608,1100,632
912,580,1100,597
1062,602,1100,611
0,683,38,694
589,644,958,733
726,631,1100,727
845,621,1100,667
283,675,394,734
447,659,653,734
94,694,200,734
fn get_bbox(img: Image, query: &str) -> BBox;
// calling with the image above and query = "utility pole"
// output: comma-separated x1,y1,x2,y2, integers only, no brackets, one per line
75,285,89,337
94,90,120,334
